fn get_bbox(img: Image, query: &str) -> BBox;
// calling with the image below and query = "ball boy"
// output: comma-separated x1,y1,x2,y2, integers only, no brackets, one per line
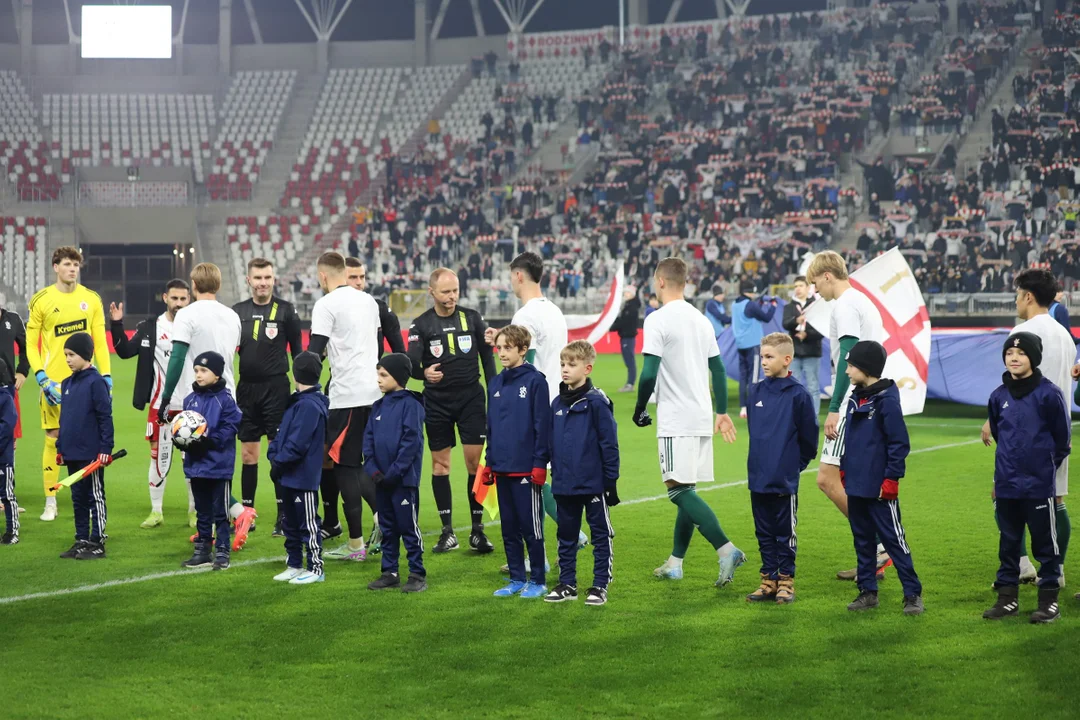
984,333,1071,623
545,340,619,607
745,333,818,604
840,340,924,615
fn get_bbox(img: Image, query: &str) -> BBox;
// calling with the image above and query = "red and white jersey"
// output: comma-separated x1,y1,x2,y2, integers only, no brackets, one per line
149,313,174,412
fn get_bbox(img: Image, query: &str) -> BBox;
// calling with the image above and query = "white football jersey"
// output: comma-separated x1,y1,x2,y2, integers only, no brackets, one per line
171,300,241,410
513,296,568,402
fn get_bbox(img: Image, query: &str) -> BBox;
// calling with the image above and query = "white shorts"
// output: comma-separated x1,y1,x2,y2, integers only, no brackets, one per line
820,409,848,467
1057,458,1069,497
658,436,714,485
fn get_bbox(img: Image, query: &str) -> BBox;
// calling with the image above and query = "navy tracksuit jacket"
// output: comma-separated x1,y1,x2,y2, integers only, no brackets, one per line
58,367,114,544
363,389,426,577
841,380,921,596
183,379,242,553
268,385,329,574
550,380,619,588
746,374,818,578
988,372,1071,588
486,362,551,585
0,388,17,537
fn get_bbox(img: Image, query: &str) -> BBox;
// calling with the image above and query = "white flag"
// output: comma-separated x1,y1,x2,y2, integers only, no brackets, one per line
805,248,931,415
565,261,626,344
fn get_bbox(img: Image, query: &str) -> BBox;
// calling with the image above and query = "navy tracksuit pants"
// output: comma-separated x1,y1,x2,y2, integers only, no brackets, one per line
68,461,106,543
995,497,1060,588
737,347,760,408
0,465,17,537
750,492,798,578
848,496,921,596
496,475,545,585
282,487,323,575
190,477,230,554
556,493,613,589
376,483,425,578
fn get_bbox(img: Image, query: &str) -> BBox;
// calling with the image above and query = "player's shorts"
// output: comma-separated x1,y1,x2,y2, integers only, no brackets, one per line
236,375,291,442
658,436,714,485
146,408,178,442
424,385,486,451
327,406,372,468
1057,458,1069,497
820,390,852,467
39,392,59,431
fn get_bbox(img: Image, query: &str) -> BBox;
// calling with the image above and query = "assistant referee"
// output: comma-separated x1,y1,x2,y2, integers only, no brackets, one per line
407,267,496,554
233,257,302,536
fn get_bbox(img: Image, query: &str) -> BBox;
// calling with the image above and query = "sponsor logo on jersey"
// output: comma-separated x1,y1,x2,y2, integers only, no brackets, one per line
53,319,87,337
459,334,473,353
430,339,443,358
265,322,278,340
141,338,151,348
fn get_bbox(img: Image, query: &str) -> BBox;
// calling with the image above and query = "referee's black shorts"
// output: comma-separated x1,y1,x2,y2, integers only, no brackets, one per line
236,375,291,443
424,384,486,451
327,406,372,468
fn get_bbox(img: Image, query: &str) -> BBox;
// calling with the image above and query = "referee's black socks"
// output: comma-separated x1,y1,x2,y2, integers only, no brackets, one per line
467,473,483,530
433,474,452,529
241,464,258,508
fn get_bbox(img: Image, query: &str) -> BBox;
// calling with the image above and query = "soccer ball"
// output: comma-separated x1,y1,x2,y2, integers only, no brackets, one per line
171,410,207,450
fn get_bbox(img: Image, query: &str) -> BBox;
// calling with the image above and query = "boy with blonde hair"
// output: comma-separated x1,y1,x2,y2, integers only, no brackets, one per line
745,333,818,603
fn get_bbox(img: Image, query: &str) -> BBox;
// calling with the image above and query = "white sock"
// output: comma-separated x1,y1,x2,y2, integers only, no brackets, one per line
185,478,195,513
876,543,886,555
229,502,245,521
717,542,735,559
149,463,165,514
667,555,684,568
45,496,56,508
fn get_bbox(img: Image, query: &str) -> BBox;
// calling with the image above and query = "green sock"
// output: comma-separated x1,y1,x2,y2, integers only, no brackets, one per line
1057,502,1071,564
672,506,694,559
668,486,729,551
994,500,1028,556
542,482,558,523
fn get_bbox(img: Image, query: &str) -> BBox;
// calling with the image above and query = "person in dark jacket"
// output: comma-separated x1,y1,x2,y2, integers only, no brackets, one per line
745,334,818,604
781,276,823,397
181,351,242,572
1049,291,1078,345
610,288,642,392
840,340,923,615
267,352,329,585
0,383,16,544
0,305,29,445
546,340,619,606
364,353,427,594
984,333,1071,623
482,325,551,599
56,333,114,561
705,285,732,339
732,280,778,417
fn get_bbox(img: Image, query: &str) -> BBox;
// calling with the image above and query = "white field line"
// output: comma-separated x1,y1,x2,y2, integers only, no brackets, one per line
0,437,986,606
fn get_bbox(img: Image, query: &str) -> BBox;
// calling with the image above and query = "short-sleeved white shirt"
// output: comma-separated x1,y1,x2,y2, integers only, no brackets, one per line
171,300,241,410
311,285,381,409
642,299,720,437
829,286,884,376
512,296,568,402
1012,313,1076,412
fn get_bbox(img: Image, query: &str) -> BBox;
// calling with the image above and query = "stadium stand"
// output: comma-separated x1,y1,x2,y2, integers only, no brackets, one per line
0,216,47,300
0,71,56,202
207,70,297,201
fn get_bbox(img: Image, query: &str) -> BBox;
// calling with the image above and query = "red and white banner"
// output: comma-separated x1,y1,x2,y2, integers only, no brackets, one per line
508,28,614,61
565,261,625,345
805,248,931,415
627,20,722,52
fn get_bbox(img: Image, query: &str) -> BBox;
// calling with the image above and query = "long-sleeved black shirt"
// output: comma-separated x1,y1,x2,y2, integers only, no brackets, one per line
233,296,303,382
406,306,495,398
0,309,30,387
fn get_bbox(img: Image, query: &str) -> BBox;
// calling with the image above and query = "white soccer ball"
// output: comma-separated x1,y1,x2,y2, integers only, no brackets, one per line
171,410,207,450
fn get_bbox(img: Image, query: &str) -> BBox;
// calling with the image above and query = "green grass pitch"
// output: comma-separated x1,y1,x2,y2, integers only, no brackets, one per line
0,356,1078,718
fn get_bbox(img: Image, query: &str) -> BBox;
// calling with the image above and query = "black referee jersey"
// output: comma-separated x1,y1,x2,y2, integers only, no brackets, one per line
406,306,495,396
233,296,303,380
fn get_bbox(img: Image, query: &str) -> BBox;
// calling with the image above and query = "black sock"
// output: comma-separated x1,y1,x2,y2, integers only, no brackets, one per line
336,465,366,541
321,467,339,528
240,464,258,508
432,473,452,529
467,473,483,530
273,480,284,519
358,469,377,516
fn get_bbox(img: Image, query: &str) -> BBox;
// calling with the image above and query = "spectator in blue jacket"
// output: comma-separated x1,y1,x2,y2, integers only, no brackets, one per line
705,285,732,339
267,352,329,586
840,340,923,616
1050,291,1078,345
0,385,16,545
364,353,427,594
482,325,551,599
181,351,242,572
985,332,1071,623
745,333,818,604
546,340,620,607
56,333,114,561
732,280,777,418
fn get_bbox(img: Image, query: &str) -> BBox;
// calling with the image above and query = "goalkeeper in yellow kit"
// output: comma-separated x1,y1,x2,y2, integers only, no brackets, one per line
27,246,111,521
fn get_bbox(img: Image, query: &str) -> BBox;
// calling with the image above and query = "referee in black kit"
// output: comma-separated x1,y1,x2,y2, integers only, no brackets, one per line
233,257,303,535
407,267,496,554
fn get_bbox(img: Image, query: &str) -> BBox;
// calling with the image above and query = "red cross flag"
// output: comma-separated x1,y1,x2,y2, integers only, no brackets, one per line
805,248,931,415
565,261,626,344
